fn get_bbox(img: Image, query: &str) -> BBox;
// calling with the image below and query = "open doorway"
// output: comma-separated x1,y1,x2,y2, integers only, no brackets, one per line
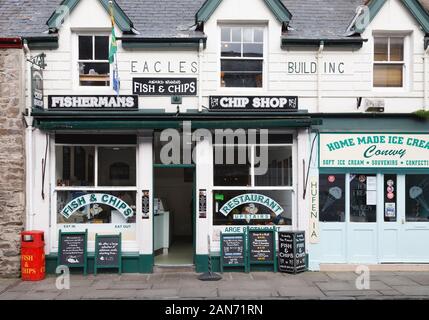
153,167,194,266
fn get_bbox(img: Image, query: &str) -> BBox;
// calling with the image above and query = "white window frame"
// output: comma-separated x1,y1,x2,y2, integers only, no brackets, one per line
218,24,267,91
51,142,139,252
372,33,411,92
72,32,113,93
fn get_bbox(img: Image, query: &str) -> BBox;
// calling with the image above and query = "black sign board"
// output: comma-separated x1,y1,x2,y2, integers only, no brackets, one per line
133,78,197,96
57,230,88,275
48,95,138,110
31,67,44,109
249,230,274,262
142,190,150,219
199,189,207,218
220,233,247,272
278,231,306,274
209,96,298,111
94,234,122,275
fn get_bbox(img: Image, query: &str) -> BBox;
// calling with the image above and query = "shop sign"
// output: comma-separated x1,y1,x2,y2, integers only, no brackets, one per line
132,78,197,96
31,67,44,109
130,60,198,74
48,95,138,109
219,193,284,220
320,133,429,168
61,193,134,219
209,96,298,111
309,177,319,244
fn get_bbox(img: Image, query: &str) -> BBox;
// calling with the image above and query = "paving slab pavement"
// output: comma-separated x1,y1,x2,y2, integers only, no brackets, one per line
1,271,429,300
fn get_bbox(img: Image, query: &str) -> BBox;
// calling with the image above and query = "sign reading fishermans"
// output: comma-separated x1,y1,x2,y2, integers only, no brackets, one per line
48,95,138,109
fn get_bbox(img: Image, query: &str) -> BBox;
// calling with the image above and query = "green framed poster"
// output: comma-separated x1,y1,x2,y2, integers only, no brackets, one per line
57,229,88,275
94,233,122,275
220,232,247,273
247,227,277,272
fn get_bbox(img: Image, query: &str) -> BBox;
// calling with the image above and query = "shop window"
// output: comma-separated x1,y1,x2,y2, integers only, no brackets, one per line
78,35,110,87
319,174,345,222
373,36,404,87
55,136,137,226
220,26,264,88
213,190,292,226
406,175,429,222
384,174,397,222
255,146,292,187
350,174,377,223
214,146,251,186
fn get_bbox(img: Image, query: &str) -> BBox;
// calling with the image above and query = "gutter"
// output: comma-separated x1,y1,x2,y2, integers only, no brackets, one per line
198,39,204,113
425,45,429,111
317,41,324,112
119,36,207,49
0,37,22,49
282,37,367,49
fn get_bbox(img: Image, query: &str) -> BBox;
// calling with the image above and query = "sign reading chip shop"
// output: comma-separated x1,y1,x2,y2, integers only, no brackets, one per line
213,191,292,226
320,133,429,168
61,194,134,219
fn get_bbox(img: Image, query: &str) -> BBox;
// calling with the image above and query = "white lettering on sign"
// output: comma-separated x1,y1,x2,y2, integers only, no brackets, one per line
309,177,319,244
61,194,134,219
219,193,284,216
320,134,429,168
49,96,137,109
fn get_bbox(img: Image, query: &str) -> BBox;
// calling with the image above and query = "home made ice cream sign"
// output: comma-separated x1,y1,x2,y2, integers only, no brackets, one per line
320,134,429,169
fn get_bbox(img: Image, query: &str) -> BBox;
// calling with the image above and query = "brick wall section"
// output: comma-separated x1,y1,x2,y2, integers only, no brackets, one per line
0,48,25,278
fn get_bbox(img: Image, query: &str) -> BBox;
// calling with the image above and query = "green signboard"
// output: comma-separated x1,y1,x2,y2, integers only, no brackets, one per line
57,229,88,275
94,233,122,275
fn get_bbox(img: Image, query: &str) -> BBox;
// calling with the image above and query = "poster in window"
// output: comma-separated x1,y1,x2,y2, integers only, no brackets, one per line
350,174,377,223
406,175,429,222
319,174,345,222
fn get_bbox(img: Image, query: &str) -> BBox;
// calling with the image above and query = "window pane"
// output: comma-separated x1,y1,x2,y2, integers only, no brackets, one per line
95,36,109,60
79,62,110,86
213,146,251,186
254,28,263,43
384,175,397,222
319,174,345,222
373,64,403,87
57,191,136,224
374,37,388,61
255,146,292,186
390,37,404,61
221,27,231,42
98,147,136,186
350,174,377,223
221,42,241,57
231,27,241,42
406,175,429,222
243,43,263,57
221,59,263,88
55,146,95,187
213,190,292,226
243,28,253,42
78,36,93,60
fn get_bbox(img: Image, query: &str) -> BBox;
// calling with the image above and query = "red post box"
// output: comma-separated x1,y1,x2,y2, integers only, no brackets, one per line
21,231,45,281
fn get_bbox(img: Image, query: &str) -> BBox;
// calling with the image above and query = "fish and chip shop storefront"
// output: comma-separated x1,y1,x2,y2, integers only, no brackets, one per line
309,117,429,271
31,103,313,274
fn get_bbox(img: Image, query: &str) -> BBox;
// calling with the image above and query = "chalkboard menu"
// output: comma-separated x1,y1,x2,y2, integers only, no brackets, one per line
247,228,277,272
57,230,88,275
220,233,246,272
94,234,122,275
278,231,306,274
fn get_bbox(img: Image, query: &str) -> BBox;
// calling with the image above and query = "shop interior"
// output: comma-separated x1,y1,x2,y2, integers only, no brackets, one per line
153,167,194,266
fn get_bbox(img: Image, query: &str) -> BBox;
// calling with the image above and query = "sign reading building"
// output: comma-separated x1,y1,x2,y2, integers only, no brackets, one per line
48,95,138,109
132,78,197,96
209,96,298,111
320,133,429,169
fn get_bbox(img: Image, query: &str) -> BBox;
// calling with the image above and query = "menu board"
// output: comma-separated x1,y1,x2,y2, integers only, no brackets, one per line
95,234,122,274
278,231,306,273
58,231,87,273
249,231,274,263
221,234,245,266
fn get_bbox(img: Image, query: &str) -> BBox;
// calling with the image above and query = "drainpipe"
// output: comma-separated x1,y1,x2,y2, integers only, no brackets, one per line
424,45,429,111
198,39,204,112
316,41,324,112
23,40,34,230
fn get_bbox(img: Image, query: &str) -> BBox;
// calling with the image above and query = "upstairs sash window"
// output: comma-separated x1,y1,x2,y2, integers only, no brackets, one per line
373,36,405,88
78,35,110,87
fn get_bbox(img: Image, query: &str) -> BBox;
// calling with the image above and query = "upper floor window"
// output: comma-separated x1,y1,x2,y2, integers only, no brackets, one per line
220,26,264,88
373,36,404,88
78,35,110,87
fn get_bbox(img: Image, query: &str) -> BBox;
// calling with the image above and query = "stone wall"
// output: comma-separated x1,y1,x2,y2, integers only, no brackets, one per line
0,48,25,277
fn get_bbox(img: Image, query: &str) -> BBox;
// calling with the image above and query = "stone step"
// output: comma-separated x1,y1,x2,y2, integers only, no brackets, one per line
153,265,195,273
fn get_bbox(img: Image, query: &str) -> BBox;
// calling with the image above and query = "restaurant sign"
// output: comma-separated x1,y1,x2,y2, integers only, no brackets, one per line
61,194,134,219
48,95,138,109
209,96,298,111
133,78,197,96
320,133,429,168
